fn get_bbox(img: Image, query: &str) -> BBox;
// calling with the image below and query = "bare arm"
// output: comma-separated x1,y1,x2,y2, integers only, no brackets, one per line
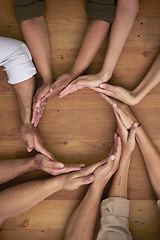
0,158,110,225
40,20,110,105
101,0,139,78
95,52,160,105
101,95,160,199
59,0,139,98
13,77,53,159
65,137,122,240
20,16,53,126
136,126,160,199
13,77,34,125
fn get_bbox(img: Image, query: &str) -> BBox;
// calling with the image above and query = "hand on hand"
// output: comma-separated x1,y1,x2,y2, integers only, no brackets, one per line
59,72,109,98
114,109,138,153
20,124,53,160
34,153,85,176
93,133,122,187
100,94,138,129
41,73,75,104
63,156,116,191
31,82,52,127
93,83,138,106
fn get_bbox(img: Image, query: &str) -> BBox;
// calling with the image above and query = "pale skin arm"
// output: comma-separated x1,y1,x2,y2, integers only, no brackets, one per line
95,53,160,106
65,136,122,240
101,95,160,199
108,113,137,198
58,0,139,98
0,158,111,225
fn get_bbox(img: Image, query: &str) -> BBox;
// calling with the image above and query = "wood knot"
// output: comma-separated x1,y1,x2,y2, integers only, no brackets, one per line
21,219,29,228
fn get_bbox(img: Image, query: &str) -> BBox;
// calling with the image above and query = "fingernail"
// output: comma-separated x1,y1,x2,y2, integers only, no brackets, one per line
35,103,39,107
99,84,104,88
57,163,64,168
113,103,117,108
133,122,138,127
88,175,94,181
111,155,115,160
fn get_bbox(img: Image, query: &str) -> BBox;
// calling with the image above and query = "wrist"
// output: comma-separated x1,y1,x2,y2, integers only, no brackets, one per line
26,157,37,172
42,77,52,85
130,89,142,105
91,179,106,193
69,70,79,80
99,70,112,83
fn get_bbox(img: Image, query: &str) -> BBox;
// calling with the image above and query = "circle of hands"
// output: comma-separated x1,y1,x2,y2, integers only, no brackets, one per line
22,73,140,191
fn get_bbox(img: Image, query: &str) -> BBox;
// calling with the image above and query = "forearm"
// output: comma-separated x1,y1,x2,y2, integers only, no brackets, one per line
13,77,35,124
0,175,65,224
108,152,131,198
20,16,52,83
0,157,37,184
132,53,160,103
69,20,110,79
136,126,160,198
65,183,103,240
101,0,139,78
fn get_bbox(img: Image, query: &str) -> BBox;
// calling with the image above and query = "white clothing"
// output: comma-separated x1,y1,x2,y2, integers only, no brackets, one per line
0,37,36,84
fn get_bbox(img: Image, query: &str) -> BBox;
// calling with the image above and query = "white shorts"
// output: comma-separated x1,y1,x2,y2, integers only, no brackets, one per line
0,37,36,84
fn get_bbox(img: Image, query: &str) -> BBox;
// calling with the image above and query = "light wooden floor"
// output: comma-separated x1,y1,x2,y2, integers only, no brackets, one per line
0,0,160,239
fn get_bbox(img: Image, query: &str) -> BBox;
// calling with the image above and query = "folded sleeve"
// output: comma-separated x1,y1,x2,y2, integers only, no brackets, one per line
86,0,117,23
97,197,132,240
14,0,46,22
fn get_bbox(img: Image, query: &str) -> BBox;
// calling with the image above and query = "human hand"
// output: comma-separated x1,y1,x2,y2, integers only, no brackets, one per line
31,82,51,127
41,73,75,104
59,72,109,98
20,124,53,160
34,153,85,176
93,83,138,106
93,133,122,187
100,94,138,129
114,108,138,153
63,157,113,191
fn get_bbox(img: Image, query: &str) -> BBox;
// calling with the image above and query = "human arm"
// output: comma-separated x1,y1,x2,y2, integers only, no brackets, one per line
0,157,112,225
40,19,110,106
108,117,137,198
20,15,53,126
65,136,122,240
59,0,139,98
101,95,160,199
94,53,160,105
0,153,87,184
20,15,53,106
13,77,53,159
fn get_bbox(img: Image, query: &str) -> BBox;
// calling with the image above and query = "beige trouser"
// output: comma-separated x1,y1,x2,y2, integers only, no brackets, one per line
97,197,132,240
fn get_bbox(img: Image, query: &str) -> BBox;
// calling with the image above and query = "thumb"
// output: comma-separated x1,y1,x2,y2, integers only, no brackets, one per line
128,122,138,144
77,175,94,188
25,134,34,152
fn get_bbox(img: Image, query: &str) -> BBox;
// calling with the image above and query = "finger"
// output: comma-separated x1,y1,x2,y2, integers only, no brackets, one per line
100,93,116,106
41,88,56,103
75,175,94,188
35,138,54,160
94,85,116,98
25,133,35,152
128,122,138,143
59,80,84,98
114,136,122,160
